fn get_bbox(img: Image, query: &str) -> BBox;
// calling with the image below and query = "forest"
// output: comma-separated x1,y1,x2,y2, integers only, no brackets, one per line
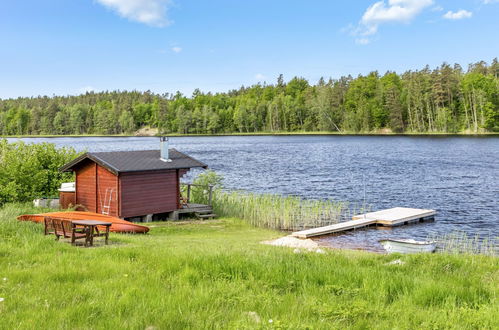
1,60,498,135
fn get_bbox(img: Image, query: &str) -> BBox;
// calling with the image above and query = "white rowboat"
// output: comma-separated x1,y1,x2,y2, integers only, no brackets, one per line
379,239,436,254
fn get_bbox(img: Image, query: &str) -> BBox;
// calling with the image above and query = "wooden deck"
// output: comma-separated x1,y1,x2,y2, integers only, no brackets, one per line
292,207,436,239
177,203,213,214
170,203,216,220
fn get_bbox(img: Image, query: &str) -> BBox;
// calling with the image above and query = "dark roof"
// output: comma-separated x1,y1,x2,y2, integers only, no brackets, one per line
60,149,208,175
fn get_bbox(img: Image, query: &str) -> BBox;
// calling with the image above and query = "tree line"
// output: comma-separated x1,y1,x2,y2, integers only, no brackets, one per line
1,59,498,135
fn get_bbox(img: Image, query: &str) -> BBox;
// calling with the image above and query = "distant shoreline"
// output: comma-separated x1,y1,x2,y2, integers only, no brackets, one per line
2,131,499,138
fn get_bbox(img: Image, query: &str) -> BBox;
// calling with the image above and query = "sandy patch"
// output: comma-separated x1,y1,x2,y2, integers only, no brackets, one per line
135,126,158,136
261,235,320,250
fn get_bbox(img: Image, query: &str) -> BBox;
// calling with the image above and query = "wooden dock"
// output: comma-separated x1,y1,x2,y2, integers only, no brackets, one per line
292,207,436,239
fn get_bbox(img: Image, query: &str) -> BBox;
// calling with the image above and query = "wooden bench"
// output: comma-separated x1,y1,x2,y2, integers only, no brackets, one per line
44,217,88,245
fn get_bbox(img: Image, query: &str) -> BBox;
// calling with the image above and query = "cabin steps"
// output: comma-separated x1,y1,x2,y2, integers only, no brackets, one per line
176,203,217,220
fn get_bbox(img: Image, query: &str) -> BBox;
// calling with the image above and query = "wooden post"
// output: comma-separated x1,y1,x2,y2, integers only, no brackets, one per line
187,184,191,203
208,185,213,206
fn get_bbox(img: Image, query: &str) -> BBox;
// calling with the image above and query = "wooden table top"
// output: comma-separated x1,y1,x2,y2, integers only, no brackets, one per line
72,220,112,226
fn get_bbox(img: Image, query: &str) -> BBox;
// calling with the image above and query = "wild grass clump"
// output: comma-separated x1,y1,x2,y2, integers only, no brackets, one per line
428,231,498,256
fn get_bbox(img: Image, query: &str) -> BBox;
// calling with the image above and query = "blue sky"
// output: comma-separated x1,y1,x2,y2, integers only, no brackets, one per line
0,0,498,99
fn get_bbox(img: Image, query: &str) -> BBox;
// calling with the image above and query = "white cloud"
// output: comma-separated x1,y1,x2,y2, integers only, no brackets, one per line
346,0,433,45
172,46,182,53
78,86,95,94
96,0,172,27
255,73,266,81
483,0,499,4
443,10,472,20
348,0,433,44
361,0,434,33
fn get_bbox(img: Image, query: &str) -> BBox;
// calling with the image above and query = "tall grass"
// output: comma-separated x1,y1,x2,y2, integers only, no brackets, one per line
428,231,498,256
186,187,346,231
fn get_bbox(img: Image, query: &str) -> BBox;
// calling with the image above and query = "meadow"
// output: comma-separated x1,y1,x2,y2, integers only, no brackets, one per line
0,203,498,329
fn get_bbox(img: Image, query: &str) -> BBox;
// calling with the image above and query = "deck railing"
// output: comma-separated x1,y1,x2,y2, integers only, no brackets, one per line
180,183,214,206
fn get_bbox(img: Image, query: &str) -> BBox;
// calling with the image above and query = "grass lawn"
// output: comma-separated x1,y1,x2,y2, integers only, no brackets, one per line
0,203,498,329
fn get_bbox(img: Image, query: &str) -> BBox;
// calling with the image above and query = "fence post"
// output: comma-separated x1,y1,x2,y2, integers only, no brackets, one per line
208,185,213,206
187,184,191,203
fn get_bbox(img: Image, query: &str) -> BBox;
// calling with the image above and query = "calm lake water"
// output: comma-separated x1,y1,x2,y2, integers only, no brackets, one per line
9,136,499,251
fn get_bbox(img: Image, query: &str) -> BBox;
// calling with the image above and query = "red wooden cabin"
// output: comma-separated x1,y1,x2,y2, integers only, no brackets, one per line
60,143,207,220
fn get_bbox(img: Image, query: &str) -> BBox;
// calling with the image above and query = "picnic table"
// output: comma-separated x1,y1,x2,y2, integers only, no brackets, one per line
71,220,112,246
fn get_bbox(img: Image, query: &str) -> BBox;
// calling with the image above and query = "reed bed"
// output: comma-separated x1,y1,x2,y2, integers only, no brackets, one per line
428,231,498,256
206,189,346,231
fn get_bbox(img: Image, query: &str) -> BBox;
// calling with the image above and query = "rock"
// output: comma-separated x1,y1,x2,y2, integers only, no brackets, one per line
246,311,261,323
49,199,60,208
33,199,47,207
387,259,405,265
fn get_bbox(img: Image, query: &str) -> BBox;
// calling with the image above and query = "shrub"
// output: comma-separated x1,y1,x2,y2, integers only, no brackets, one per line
0,139,81,205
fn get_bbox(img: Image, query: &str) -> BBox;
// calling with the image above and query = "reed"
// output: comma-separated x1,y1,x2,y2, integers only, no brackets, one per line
211,190,345,231
428,231,498,256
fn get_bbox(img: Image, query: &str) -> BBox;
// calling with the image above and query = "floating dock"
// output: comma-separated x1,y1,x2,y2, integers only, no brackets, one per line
292,207,436,239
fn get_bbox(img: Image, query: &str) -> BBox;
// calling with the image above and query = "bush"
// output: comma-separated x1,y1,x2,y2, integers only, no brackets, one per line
0,139,81,205
183,170,224,204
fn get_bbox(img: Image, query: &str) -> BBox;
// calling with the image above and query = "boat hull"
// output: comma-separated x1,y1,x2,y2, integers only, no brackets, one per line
379,239,436,254
17,211,149,233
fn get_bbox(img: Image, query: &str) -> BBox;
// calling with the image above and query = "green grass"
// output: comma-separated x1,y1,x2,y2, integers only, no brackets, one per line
1,203,498,329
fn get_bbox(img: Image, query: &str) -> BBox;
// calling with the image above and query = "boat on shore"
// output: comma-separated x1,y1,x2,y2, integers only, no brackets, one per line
379,239,436,254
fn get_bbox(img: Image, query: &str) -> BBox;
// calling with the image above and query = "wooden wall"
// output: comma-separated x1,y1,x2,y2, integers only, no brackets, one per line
96,166,119,217
59,191,76,209
75,161,181,219
119,169,179,218
75,161,97,212
75,161,118,217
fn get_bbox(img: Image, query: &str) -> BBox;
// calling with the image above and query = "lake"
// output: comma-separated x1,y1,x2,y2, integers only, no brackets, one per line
9,135,499,251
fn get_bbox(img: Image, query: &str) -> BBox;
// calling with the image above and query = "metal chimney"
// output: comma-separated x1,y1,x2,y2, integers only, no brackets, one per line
160,137,171,162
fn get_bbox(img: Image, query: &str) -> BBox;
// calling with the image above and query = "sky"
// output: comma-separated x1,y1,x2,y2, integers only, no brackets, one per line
0,0,498,99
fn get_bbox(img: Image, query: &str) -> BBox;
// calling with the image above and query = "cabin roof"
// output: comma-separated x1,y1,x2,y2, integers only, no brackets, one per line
60,149,208,175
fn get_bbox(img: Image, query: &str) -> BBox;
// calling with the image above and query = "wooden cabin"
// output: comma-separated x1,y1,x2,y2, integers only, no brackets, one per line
59,143,207,220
